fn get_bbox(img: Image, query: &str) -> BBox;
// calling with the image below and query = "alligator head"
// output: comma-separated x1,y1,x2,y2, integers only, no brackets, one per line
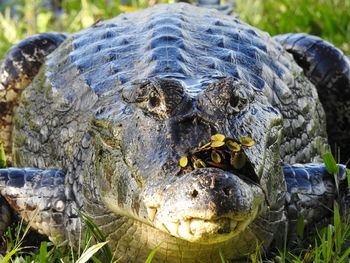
90,77,284,245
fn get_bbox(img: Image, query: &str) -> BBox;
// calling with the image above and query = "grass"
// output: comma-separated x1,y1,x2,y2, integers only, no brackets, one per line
1,200,350,262
235,0,350,54
276,204,350,263
257,205,350,263
0,212,155,263
1,0,350,262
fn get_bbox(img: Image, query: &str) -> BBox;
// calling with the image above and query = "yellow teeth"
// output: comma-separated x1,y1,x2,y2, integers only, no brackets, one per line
147,207,157,222
178,219,193,239
163,222,180,236
186,219,192,235
161,223,171,234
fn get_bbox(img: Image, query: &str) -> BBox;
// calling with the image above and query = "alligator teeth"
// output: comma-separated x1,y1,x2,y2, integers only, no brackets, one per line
163,222,179,236
186,219,192,235
147,207,157,222
161,223,171,234
178,219,193,238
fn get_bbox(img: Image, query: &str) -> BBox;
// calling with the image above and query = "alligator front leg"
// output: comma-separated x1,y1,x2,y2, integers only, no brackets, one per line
283,163,348,239
0,168,68,242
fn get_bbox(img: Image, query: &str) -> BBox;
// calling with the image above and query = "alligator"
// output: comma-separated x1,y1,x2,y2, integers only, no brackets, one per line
0,3,350,263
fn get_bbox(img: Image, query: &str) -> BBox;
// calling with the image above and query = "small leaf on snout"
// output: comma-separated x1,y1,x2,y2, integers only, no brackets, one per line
179,156,188,167
211,134,225,142
226,140,241,152
230,152,246,169
211,141,225,148
239,137,255,147
211,151,222,163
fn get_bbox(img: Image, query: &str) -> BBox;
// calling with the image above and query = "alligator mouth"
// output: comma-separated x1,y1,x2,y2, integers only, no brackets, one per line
143,167,263,244
146,206,253,244
137,134,264,244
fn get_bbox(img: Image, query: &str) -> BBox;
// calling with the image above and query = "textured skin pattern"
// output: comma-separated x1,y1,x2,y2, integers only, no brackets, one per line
275,33,350,164
0,32,66,163
0,3,346,263
0,196,11,234
284,163,348,240
0,168,66,241
67,5,327,165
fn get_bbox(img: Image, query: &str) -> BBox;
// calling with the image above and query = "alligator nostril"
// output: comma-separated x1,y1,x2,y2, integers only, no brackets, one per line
223,187,231,196
191,189,198,198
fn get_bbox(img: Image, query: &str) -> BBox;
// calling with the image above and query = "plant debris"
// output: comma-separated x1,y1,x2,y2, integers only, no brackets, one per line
179,134,255,172
0,142,7,168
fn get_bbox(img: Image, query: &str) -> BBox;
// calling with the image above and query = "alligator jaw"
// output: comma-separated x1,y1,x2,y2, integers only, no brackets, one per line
143,168,264,244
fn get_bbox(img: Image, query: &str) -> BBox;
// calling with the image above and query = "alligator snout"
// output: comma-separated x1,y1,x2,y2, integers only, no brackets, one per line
143,168,264,244
164,169,257,220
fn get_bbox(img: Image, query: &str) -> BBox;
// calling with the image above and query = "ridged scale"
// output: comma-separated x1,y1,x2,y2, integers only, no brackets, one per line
44,3,327,164
66,4,286,97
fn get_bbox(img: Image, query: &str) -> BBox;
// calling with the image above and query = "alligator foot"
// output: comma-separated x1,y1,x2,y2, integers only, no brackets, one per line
283,163,348,240
0,168,67,241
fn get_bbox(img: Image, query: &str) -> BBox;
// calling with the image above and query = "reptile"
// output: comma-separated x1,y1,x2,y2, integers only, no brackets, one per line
0,3,350,262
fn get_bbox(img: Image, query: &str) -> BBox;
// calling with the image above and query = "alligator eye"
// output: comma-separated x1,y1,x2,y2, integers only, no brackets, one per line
122,81,150,103
227,83,255,114
229,94,240,108
123,79,187,118
228,91,249,114
198,79,256,118
149,95,161,108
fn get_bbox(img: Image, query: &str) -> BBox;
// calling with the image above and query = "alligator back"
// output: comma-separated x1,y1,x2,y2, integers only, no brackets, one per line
15,3,327,162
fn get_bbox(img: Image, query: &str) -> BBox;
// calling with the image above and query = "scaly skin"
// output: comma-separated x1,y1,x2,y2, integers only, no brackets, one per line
274,33,350,164
0,32,66,164
0,3,349,263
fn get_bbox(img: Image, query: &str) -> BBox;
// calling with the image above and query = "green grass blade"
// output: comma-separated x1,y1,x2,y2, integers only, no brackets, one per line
16,209,40,246
347,169,350,189
79,212,105,242
77,211,114,262
323,152,339,174
219,249,226,263
112,256,123,263
297,216,305,239
338,245,350,262
91,255,103,263
314,240,320,262
323,152,340,195
302,247,314,263
144,245,160,263
1,248,24,263
39,241,48,263
75,241,108,263
333,202,341,254
333,202,341,230
0,142,7,168
326,225,333,261
321,230,327,260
